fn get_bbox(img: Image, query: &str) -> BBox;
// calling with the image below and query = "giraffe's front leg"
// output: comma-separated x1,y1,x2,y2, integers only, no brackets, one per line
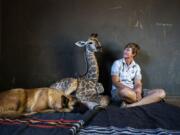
99,95,110,107
64,78,78,95
82,101,99,110
50,78,78,96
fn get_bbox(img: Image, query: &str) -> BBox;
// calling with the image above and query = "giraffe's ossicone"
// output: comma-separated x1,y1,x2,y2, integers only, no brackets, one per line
50,33,110,109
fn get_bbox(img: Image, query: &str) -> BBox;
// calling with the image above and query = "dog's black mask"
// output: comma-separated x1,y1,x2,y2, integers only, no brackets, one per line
61,96,69,108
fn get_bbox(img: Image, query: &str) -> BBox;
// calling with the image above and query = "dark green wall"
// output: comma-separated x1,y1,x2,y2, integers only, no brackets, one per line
1,0,180,96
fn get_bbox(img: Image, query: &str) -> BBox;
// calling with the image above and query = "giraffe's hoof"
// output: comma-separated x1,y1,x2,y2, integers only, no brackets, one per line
100,95,110,107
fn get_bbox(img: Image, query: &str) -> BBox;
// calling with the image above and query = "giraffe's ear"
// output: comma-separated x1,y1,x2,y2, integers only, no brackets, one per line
75,41,86,47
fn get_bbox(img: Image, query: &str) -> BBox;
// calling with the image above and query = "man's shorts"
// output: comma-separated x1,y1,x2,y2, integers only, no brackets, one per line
111,88,151,102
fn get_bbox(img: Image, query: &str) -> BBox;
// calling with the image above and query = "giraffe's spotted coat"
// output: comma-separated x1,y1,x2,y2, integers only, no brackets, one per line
50,34,109,109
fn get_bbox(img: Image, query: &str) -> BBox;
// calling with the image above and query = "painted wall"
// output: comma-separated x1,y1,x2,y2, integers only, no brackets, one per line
0,0,2,84
0,0,1,54
1,0,180,96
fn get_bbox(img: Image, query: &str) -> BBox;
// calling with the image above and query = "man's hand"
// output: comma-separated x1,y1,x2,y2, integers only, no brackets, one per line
136,91,142,101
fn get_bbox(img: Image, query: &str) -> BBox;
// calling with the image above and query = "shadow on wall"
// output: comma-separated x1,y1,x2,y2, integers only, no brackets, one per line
136,49,151,89
98,44,122,96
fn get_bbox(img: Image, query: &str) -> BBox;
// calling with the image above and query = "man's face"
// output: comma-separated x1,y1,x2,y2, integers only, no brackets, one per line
123,47,135,59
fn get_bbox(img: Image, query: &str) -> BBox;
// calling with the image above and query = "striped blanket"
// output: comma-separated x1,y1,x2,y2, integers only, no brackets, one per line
79,126,180,135
0,111,88,135
0,116,82,129
80,126,180,135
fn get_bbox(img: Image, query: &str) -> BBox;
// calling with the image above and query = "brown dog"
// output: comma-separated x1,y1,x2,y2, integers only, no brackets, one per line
0,88,77,117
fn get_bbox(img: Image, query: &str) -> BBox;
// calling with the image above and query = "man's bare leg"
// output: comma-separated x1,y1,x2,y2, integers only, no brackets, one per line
119,88,137,103
126,89,166,108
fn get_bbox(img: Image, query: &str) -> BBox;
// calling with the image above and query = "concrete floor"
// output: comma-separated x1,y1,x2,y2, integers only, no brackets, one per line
165,96,180,107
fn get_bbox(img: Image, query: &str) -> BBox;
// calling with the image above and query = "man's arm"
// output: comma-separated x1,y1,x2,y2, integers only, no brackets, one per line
134,79,142,101
112,75,128,90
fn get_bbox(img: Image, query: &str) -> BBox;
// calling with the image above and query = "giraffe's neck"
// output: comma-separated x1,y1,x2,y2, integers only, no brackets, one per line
84,50,99,81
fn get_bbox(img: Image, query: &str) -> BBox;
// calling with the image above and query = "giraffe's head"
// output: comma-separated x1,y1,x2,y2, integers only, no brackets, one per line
75,33,102,53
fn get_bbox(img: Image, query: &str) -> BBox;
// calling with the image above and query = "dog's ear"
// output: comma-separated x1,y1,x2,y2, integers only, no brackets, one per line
61,95,69,108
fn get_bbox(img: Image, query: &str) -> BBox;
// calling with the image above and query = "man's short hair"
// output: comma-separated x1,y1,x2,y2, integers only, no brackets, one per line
124,43,140,57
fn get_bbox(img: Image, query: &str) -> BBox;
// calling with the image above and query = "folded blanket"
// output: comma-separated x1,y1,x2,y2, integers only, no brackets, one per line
78,102,180,135
0,111,87,135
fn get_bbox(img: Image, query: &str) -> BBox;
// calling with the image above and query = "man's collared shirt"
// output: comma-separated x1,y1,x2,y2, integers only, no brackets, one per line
111,58,142,90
